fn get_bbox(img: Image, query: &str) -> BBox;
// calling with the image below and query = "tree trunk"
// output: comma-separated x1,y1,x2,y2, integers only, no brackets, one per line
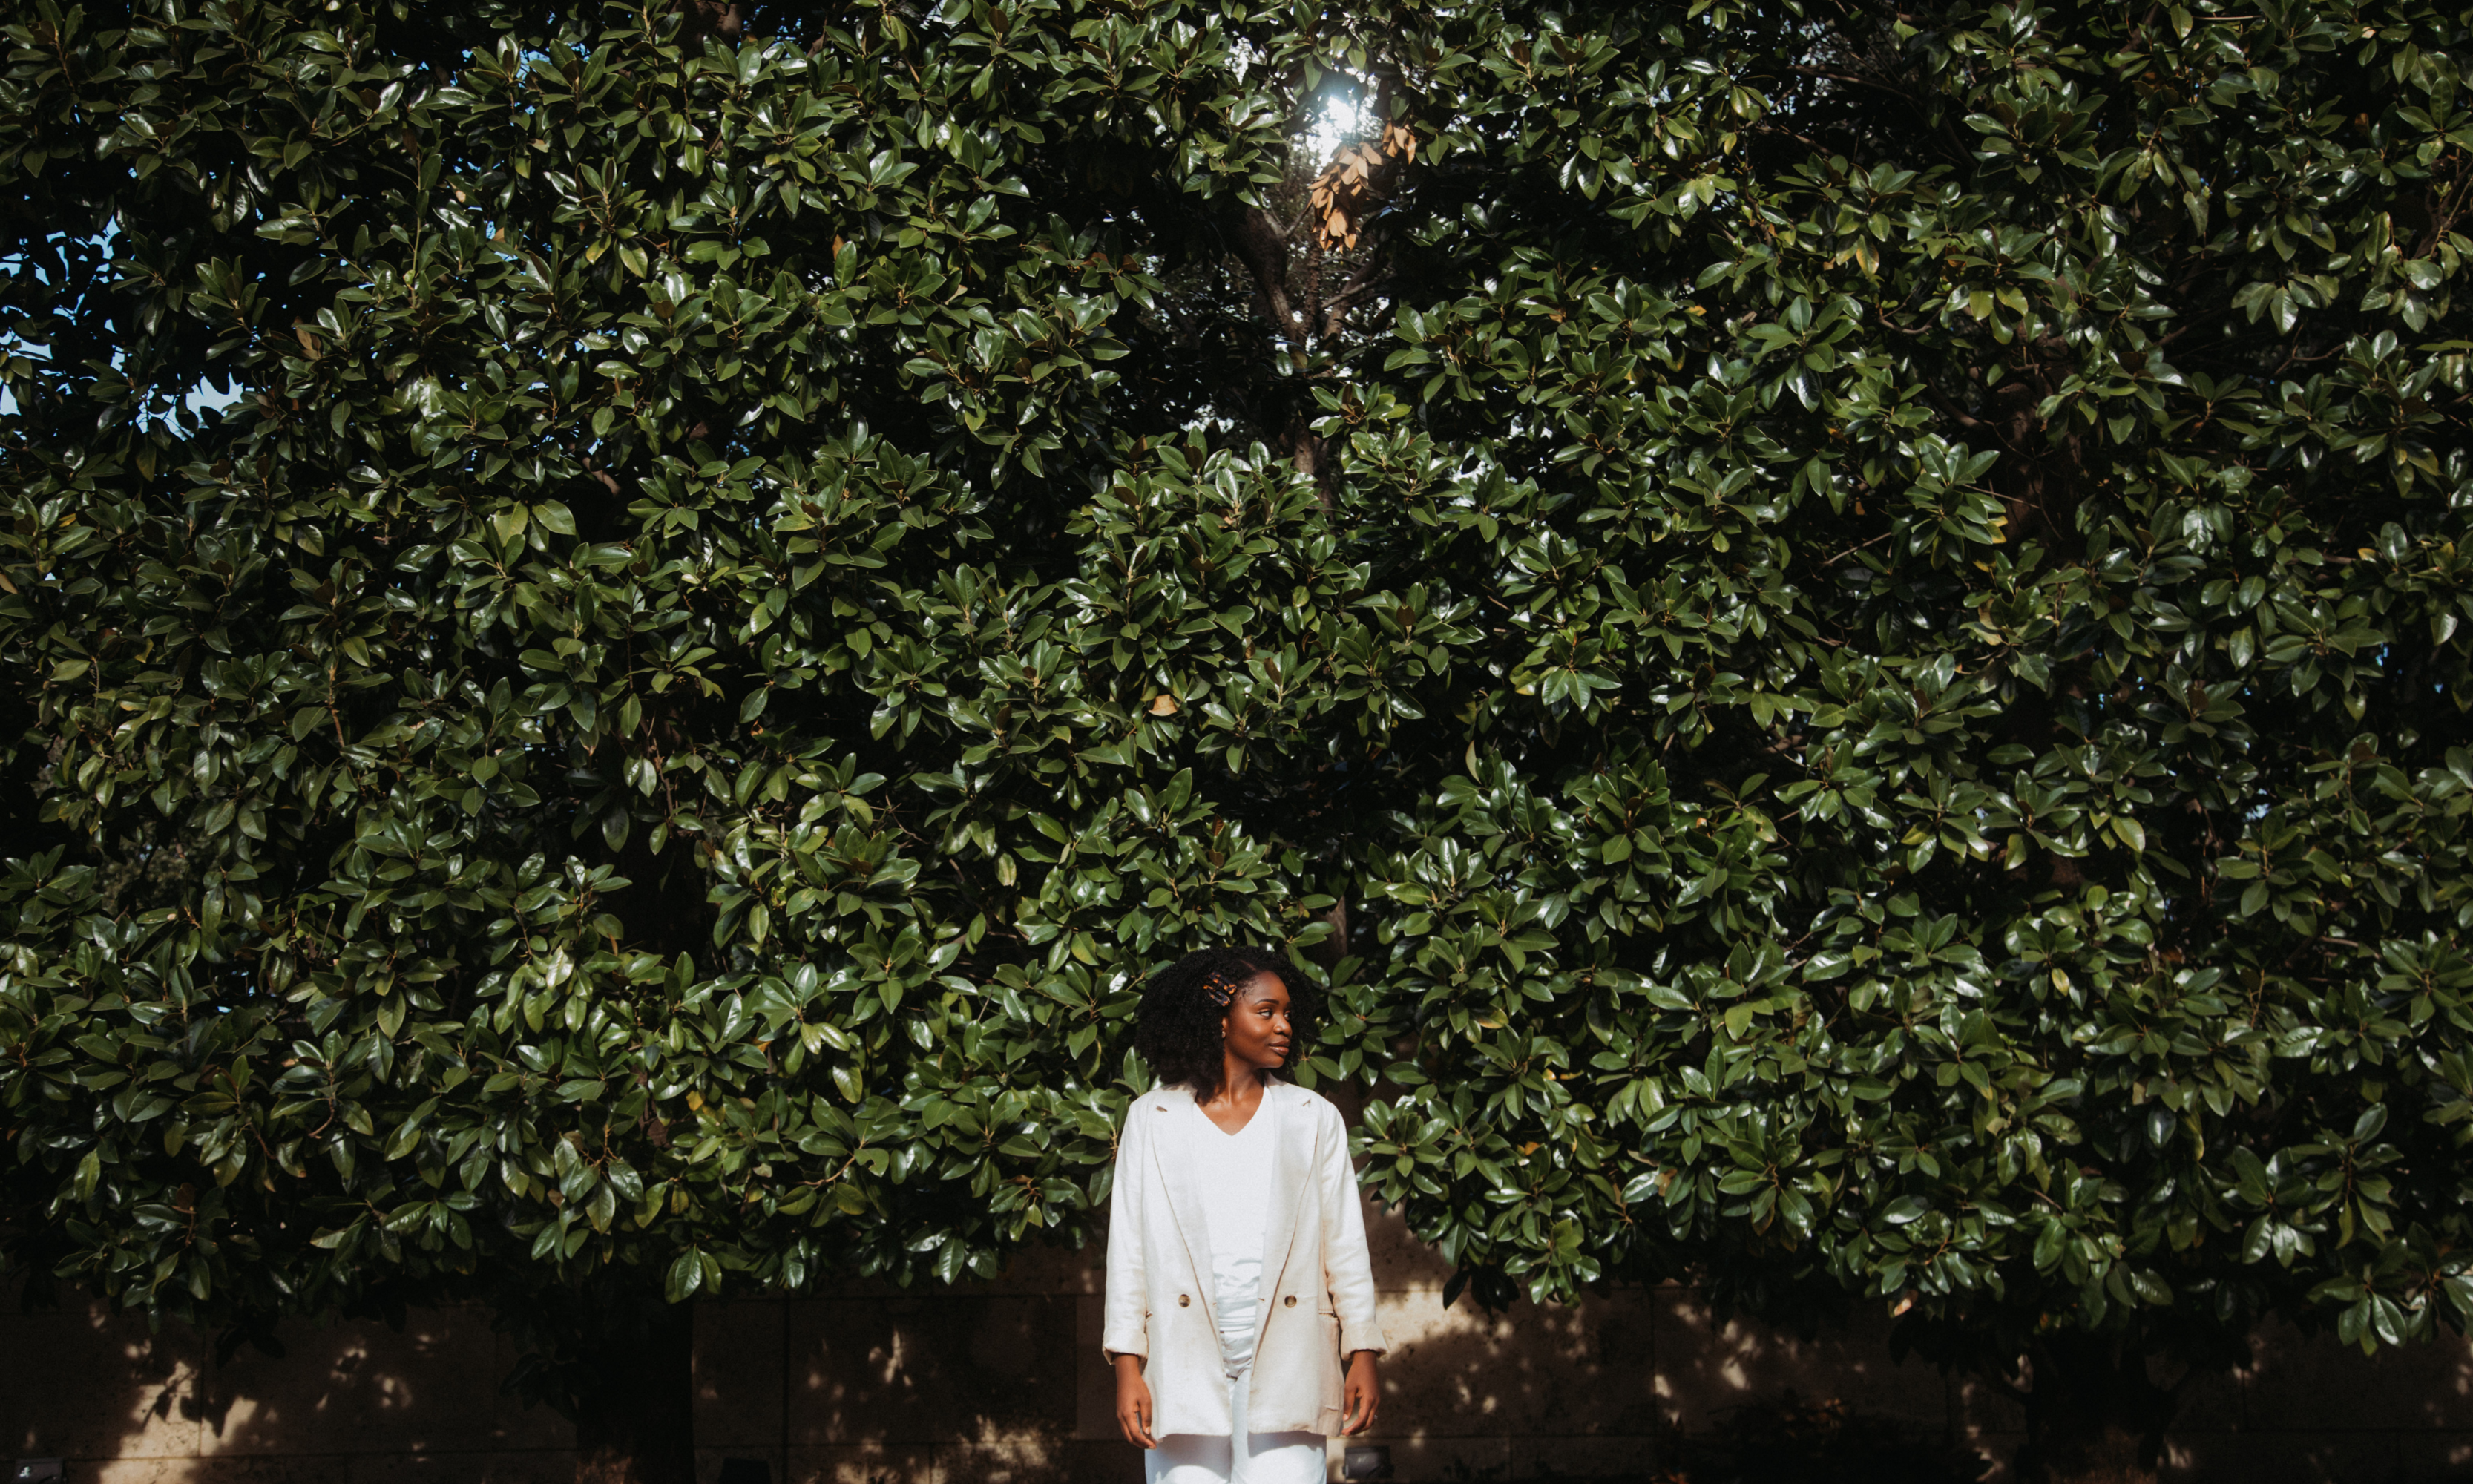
2011,1332,2177,1484
574,1298,695,1484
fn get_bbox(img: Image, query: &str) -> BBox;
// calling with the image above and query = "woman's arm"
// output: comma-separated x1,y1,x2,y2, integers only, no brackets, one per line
1101,1097,1154,1445
1317,1102,1388,1361
1318,1100,1386,1434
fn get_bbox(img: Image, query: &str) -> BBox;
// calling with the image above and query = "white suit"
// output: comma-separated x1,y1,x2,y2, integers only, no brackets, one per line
1102,1077,1387,1443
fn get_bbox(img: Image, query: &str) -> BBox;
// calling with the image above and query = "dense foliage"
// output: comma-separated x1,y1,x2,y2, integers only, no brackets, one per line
6,0,2473,1474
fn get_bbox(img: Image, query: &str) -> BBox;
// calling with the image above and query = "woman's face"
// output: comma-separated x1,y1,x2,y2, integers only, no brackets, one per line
1221,971,1294,1071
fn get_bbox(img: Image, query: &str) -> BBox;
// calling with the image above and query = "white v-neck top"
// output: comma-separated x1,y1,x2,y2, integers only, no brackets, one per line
1194,1099,1275,1376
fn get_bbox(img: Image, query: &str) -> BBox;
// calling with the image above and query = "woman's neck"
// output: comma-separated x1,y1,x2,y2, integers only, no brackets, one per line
1204,1062,1266,1112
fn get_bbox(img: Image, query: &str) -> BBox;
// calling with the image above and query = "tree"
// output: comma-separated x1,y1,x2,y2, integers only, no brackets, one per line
2,3,2471,1484
1334,6,2473,1483
0,2,1395,1477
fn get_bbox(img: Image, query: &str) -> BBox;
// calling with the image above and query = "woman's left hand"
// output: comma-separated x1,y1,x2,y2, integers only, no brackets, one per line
1341,1350,1381,1436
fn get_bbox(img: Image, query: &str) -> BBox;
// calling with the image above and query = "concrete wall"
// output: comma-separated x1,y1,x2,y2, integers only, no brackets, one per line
5,1204,2472,1483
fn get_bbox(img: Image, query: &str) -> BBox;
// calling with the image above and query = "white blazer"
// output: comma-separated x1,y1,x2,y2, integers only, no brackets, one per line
1102,1078,1387,1437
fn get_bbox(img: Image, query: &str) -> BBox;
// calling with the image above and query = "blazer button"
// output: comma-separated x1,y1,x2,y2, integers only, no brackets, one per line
1178,1294,1191,1307
1284,1296,1297,1307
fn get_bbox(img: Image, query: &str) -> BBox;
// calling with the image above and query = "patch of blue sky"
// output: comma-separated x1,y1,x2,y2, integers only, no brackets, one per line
1,222,244,424
0,346,243,423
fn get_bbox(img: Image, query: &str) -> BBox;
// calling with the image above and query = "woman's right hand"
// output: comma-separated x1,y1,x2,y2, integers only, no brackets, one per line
1114,1353,1157,1448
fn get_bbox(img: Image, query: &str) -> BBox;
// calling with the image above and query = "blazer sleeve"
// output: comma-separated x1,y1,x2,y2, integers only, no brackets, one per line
1101,1097,1150,1361
1318,1099,1387,1357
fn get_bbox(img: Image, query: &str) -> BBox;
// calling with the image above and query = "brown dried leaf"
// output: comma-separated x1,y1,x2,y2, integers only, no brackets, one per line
1310,130,1419,252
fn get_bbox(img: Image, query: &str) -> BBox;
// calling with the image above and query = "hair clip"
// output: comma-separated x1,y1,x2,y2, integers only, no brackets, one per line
1203,971,1240,1008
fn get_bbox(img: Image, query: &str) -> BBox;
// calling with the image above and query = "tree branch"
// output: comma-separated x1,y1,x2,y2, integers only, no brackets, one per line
1321,243,1395,336
1230,207,1304,344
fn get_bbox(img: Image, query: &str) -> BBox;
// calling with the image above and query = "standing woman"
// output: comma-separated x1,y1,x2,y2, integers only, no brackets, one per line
1104,945,1386,1483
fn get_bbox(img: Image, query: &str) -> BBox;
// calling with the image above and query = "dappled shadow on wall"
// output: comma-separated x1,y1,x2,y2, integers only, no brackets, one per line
0,1277,1125,1484
2165,1319,2473,1484
7,1262,2473,1484
1313,1271,2473,1484
1337,1281,1966,1483
0,1291,572,1483
692,1279,1119,1484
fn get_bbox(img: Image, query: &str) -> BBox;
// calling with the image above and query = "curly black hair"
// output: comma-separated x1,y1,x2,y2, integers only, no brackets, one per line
1134,945,1324,1100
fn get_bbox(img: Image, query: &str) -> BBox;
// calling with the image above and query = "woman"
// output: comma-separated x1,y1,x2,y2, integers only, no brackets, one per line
1103,945,1386,1483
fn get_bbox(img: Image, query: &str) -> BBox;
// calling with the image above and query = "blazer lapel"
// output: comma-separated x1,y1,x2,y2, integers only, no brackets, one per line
1149,1083,1218,1332
1253,1080,1309,1328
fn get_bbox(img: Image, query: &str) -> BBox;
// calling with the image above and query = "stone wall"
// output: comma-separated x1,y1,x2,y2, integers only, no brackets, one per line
5,1203,2472,1483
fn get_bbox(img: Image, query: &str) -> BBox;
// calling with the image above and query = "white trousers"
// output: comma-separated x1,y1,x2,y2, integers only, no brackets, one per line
1144,1368,1326,1484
